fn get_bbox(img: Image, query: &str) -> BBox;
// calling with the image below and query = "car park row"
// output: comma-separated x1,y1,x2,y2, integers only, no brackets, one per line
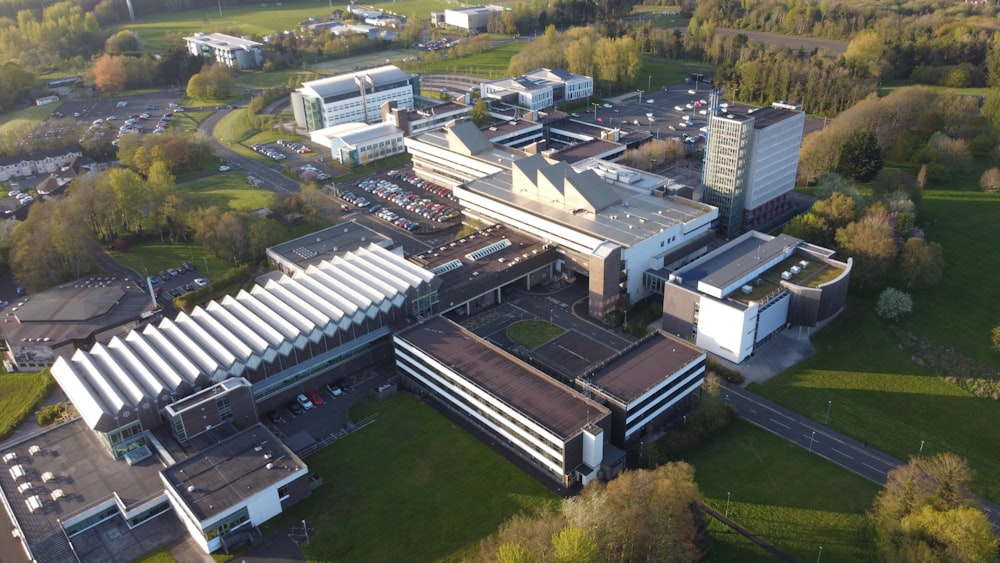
251,143,287,161
266,380,353,423
136,261,210,304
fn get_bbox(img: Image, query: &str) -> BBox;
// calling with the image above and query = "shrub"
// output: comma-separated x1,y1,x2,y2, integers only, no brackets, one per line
876,287,913,321
706,358,744,385
36,403,66,426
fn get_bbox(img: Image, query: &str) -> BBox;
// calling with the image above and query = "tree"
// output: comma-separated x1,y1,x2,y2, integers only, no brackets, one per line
927,132,971,174
980,167,1000,192
812,192,858,231
835,205,898,289
992,325,1000,352
876,287,913,321
92,53,127,92
551,526,598,563
105,30,142,54
898,238,944,288
471,98,491,128
10,200,96,290
870,454,997,562
813,172,862,200
783,212,830,245
837,130,883,182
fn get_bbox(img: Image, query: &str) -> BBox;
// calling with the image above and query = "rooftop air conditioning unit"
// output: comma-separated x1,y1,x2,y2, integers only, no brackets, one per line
790,266,801,275
741,285,753,295
781,271,792,280
799,260,810,268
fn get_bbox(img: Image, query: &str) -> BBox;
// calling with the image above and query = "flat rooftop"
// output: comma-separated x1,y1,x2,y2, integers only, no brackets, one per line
680,233,801,293
586,332,704,403
397,317,609,440
267,220,392,272
161,424,306,522
0,419,166,557
715,105,800,129
411,224,557,308
1,276,156,347
548,138,622,162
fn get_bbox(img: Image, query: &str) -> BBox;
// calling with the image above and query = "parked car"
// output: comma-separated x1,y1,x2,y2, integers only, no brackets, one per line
326,383,343,397
193,278,209,287
306,390,325,406
296,393,314,410
288,401,305,416
266,410,283,424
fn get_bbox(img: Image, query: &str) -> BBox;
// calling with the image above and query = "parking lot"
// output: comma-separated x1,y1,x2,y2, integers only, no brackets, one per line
335,164,463,235
258,365,394,454
134,261,210,307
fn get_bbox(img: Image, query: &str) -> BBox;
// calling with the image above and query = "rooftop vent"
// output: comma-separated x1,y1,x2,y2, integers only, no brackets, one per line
741,285,753,295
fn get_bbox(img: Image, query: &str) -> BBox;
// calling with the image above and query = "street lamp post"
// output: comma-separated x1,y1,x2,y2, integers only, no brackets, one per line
682,414,687,427
918,439,925,458
648,74,652,92
809,430,816,452
725,491,731,516
592,102,600,123
825,400,832,424
638,89,643,105
817,546,823,563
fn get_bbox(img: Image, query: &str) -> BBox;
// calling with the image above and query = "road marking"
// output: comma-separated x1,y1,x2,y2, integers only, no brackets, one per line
832,448,852,459
749,408,757,414
768,418,791,430
862,463,885,475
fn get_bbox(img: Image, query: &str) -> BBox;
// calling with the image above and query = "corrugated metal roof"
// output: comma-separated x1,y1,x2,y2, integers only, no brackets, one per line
50,244,435,431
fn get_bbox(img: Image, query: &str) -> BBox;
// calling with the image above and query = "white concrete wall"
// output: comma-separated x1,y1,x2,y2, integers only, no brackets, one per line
745,112,804,210
695,298,756,363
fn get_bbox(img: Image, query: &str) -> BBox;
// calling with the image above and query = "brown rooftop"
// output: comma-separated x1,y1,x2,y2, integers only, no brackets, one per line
586,332,705,403
161,424,306,522
397,317,609,440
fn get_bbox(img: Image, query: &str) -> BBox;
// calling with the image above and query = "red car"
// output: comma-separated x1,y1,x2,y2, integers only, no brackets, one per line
306,390,325,406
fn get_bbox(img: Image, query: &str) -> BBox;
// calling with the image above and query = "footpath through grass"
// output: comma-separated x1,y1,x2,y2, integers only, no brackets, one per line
262,394,557,562
686,420,879,562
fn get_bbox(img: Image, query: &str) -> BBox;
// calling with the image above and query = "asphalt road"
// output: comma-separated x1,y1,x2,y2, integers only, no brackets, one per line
724,384,1000,529
199,108,301,194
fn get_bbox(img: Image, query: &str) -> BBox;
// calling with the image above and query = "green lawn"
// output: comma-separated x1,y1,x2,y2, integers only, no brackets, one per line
0,105,55,136
405,42,530,78
262,394,557,562
685,421,879,562
507,320,566,349
754,169,1000,502
170,111,210,134
109,242,231,280
181,172,274,212
110,1,351,52
235,69,326,90
0,372,54,442
214,109,259,144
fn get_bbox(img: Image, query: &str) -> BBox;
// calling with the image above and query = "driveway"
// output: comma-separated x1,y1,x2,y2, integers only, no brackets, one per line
199,109,301,194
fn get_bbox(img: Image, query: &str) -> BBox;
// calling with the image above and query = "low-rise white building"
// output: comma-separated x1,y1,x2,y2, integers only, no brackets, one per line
290,65,417,131
431,5,502,33
309,122,405,167
481,68,593,111
659,231,851,363
184,33,263,69
0,145,83,182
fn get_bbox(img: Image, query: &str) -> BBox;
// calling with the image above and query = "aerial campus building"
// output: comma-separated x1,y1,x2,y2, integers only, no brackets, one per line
480,68,594,111
0,244,436,561
406,122,717,319
702,101,805,238
184,33,263,70
657,231,851,363
290,65,419,131
430,5,503,33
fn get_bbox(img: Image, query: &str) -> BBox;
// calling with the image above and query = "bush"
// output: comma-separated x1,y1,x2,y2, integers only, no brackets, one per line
876,287,913,321
706,358,744,385
36,403,66,426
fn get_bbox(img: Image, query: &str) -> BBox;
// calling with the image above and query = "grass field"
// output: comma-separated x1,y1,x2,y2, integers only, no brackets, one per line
0,372,54,442
0,105,56,137
507,320,566,349
109,242,231,280
754,165,1000,502
213,109,259,144
686,421,879,562
262,394,557,562
234,69,326,90
181,173,274,212
170,111,211,134
405,42,530,78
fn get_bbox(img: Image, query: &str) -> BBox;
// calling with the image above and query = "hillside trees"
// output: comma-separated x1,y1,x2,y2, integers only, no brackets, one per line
469,463,708,562
9,199,97,291
186,64,235,101
870,453,999,562
507,26,639,91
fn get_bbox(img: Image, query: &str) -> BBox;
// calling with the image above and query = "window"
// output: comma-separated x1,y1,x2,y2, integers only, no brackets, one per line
278,485,290,500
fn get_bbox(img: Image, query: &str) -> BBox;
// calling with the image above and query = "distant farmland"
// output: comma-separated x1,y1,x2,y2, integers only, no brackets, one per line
715,28,849,55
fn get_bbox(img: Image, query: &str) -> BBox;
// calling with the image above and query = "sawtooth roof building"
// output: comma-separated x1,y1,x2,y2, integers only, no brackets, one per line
405,122,717,319
290,65,419,131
